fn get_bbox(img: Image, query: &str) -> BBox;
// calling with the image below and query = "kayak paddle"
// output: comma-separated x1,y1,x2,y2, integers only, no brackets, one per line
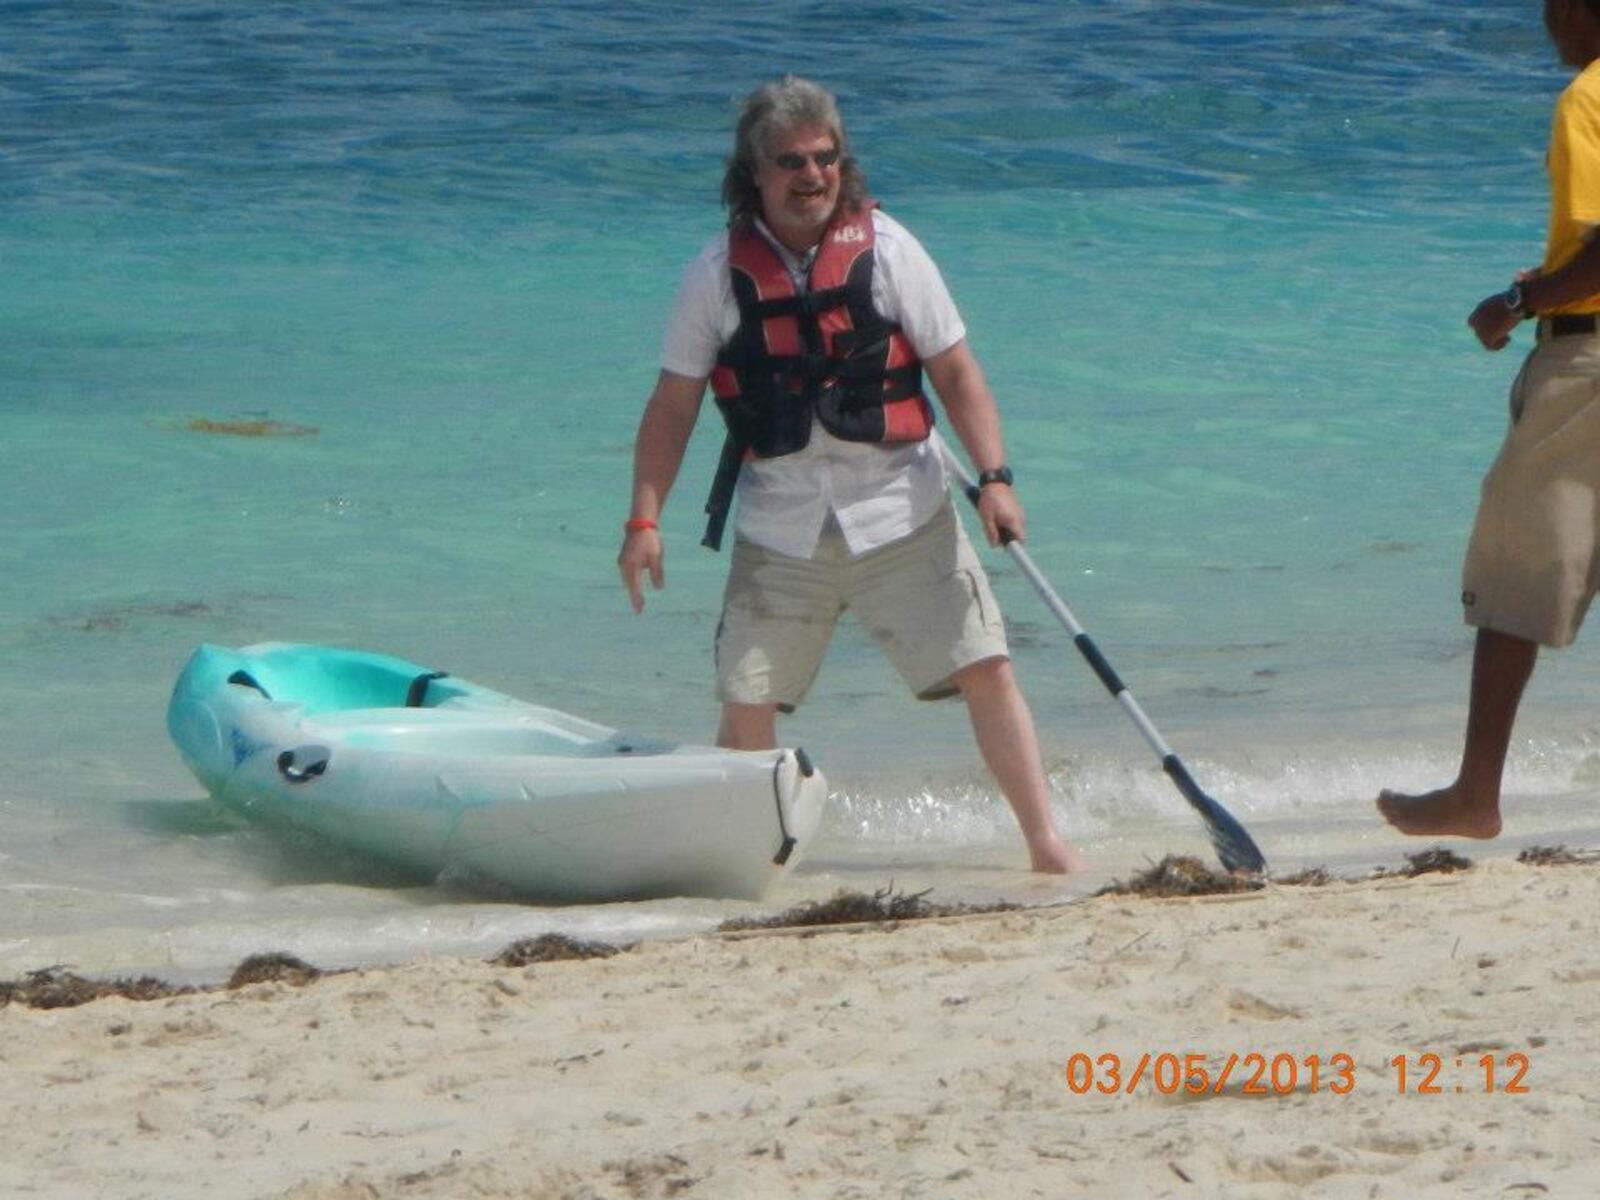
939,437,1267,874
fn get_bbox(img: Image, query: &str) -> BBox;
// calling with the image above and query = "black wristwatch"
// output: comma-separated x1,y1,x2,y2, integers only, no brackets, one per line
976,465,1014,488
1502,281,1534,319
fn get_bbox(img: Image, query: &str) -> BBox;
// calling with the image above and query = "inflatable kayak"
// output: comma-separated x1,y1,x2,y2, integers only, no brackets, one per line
166,642,828,901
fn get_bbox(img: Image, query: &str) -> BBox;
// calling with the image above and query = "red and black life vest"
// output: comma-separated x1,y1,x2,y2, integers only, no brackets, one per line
701,207,934,550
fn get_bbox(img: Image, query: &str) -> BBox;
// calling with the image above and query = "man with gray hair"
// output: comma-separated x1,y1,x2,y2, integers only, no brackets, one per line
618,76,1079,873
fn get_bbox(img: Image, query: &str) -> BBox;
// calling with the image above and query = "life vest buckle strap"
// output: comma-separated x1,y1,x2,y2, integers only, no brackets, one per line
880,363,923,401
701,434,746,552
750,294,804,320
799,283,854,317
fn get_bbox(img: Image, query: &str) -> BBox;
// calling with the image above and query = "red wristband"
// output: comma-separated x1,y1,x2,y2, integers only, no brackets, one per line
625,517,659,532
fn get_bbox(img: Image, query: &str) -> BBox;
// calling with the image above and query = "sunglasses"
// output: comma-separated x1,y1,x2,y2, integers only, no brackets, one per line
771,147,841,171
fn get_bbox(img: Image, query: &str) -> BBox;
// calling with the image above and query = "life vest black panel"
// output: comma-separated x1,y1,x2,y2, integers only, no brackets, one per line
702,208,933,550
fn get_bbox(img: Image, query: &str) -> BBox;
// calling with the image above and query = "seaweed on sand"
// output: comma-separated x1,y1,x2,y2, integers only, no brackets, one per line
1372,847,1474,879
1517,844,1600,866
1273,866,1336,887
0,967,192,1010
227,952,323,989
490,934,627,967
718,885,1020,933
1,951,328,1011
1096,854,1265,899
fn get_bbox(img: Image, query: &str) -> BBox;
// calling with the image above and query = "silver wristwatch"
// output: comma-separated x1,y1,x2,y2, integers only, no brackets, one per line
1501,281,1532,319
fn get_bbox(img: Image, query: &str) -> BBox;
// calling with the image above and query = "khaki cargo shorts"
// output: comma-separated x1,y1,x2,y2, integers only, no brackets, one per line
715,498,1009,707
1462,329,1600,647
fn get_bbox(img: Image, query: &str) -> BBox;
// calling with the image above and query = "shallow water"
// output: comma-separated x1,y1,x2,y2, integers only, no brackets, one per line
4,1,1598,982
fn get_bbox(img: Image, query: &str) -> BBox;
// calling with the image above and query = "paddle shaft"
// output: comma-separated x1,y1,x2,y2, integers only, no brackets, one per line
939,438,1266,873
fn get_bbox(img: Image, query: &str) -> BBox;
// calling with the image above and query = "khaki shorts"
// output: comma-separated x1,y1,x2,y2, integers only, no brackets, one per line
1462,330,1600,647
715,498,1008,707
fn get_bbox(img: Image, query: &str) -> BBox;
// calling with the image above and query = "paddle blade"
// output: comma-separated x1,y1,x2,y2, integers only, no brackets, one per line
1162,756,1266,874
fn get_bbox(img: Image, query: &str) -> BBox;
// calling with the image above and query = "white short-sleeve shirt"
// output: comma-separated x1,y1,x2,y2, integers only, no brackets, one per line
660,209,966,559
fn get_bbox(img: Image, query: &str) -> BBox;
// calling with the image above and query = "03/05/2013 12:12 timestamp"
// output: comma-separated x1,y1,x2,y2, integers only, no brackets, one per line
1063,1052,1531,1096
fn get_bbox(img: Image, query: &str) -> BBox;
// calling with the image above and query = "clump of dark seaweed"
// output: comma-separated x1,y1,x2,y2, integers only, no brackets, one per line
46,599,211,633
1274,866,1336,887
185,416,317,437
227,952,323,989
1,952,331,1011
1372,847,1474,879
1096,854,1265,899
491,933,626,967
0,967,192,1010
1517,844,1600,866
143,412,318,437
718,885,1020,933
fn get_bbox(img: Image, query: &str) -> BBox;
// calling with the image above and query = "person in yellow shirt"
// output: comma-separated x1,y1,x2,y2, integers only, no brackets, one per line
1379,0,1600,838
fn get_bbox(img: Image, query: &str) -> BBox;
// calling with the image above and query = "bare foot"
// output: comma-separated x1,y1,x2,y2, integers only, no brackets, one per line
1376,785,1502,839
1029,831,1087,874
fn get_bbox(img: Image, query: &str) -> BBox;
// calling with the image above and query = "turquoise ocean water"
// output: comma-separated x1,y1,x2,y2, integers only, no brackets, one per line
5,0,1599,982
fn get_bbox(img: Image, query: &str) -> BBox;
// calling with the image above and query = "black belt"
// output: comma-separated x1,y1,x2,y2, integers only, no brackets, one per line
1542,313,1600,337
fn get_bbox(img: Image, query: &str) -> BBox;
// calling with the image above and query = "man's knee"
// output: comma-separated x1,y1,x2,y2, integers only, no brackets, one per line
718,702,779,750
952,655,1013,697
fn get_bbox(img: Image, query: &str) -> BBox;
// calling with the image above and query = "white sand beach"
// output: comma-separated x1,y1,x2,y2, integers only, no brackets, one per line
3,857,1596,1199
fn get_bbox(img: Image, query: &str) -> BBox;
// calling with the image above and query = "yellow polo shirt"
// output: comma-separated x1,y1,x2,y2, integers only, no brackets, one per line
1543,59,1600,312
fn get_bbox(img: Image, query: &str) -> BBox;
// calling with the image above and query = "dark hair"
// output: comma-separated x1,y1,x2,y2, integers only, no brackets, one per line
721,75,869,230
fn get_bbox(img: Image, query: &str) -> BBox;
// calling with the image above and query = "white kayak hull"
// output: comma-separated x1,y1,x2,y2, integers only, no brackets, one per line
167,642,829,902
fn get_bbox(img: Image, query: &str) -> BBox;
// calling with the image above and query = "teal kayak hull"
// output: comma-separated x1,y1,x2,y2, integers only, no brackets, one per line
167,642,828,901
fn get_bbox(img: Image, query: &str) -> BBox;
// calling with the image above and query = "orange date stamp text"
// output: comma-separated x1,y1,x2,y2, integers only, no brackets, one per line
1064,1051,1531,1096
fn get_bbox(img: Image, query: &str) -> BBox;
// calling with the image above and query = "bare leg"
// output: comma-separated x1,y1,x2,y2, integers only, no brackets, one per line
1376,628,1538,838
718,701,779,751
954,657,1084,873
